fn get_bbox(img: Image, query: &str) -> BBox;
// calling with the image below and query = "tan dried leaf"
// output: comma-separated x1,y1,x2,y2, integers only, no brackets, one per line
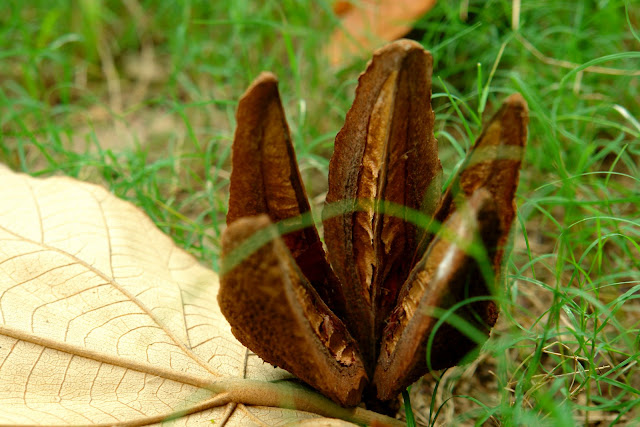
327,0,438,67
0,165,400,426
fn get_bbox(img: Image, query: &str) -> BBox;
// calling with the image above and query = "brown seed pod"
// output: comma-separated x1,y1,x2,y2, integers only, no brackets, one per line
219,39,529,407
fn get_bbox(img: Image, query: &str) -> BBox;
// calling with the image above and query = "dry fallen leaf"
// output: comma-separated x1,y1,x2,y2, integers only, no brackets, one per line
0,165,402,426
327,0,438,67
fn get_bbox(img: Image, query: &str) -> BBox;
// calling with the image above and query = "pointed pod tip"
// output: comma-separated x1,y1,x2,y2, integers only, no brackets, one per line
373,38,432,59
504,92,528,113
254,71,279,84
388,38,426,52
240,72,280,103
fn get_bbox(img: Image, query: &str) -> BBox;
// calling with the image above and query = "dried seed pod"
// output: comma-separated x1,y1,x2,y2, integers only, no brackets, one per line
219,215,367,406
375,94,529,400
374,188,500,399
227,72,347,318
219,39,529,408
323,40,442,366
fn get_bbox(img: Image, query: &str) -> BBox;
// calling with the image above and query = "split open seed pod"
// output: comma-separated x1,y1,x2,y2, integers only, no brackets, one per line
219,39,528,407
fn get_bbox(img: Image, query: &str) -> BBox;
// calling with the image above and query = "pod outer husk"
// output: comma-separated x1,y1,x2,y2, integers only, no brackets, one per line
227,72,347,319
374,188,500,400
375,94,529,400
323,39,442,369
219,215,368,406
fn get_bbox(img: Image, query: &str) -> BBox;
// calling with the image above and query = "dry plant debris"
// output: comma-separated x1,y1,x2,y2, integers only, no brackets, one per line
327,0,438,66
219,39,529,407
0,165,403,426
